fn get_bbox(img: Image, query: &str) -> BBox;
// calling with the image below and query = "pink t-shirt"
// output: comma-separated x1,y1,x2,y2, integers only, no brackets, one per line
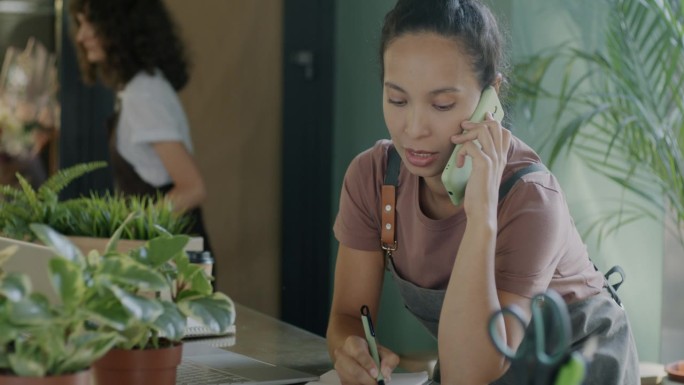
333,137,605,302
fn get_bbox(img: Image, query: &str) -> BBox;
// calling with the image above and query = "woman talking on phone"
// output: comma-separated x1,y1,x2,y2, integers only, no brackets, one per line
326,0,639,384
69,0,212,252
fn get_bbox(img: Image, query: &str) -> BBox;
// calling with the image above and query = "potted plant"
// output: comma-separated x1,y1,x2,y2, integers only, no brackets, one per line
0,162,106,241
0,162,201,252
30,219,235,385
510,0,684,245
56,192,200,254
0,238,122,384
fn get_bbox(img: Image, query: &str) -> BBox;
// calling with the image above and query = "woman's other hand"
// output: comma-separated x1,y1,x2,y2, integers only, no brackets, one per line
334,335,399,385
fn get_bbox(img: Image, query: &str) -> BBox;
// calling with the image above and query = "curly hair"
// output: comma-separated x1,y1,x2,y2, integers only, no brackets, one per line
69,0,189,91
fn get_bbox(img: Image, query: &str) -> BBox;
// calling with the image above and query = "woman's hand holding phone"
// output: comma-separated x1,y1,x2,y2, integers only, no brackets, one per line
441,86,504,206
451,112,511,220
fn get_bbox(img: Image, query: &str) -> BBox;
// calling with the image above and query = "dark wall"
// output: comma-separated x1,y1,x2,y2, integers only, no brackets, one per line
58,0,113,198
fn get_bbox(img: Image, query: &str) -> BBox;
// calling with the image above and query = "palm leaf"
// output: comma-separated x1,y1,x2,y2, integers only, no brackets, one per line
512,0,684,244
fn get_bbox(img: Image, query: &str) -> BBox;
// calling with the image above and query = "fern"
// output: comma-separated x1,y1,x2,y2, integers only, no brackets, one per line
0,162,107,240
37,161,107,199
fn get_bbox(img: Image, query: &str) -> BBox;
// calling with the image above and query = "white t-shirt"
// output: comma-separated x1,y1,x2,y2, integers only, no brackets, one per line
116,69,194,187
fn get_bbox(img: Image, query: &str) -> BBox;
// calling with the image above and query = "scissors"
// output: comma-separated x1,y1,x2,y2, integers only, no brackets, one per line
487,290,588,385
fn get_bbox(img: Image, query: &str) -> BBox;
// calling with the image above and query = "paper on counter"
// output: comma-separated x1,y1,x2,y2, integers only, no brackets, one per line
306,369,429,385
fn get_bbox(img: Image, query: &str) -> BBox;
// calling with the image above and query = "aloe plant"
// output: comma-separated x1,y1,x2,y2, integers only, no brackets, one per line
56,192,193,240
0,162,193,241
511,0,684,245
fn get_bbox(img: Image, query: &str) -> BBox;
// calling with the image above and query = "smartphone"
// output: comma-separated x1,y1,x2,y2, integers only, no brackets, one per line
441,86,504,206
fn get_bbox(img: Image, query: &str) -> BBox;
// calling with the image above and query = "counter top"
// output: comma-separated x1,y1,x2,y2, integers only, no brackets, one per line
225,303,332,376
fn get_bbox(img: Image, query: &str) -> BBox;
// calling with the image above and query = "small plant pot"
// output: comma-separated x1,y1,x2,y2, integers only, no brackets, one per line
0,370,91,385
92,343,183,385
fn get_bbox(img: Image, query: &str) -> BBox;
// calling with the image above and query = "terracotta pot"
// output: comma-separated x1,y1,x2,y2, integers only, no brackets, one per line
92,344,183,385
0,370,91,385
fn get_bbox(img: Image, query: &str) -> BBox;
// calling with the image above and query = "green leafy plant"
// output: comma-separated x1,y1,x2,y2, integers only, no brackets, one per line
0,162,193,241
511,0,684,244
31,219,234,350
0,219,234,377
0,161,107,240
0,244,122,377
56,192,193,240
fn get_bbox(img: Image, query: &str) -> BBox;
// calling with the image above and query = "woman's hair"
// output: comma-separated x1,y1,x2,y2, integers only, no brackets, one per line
69,0,189,91
380,0,507,90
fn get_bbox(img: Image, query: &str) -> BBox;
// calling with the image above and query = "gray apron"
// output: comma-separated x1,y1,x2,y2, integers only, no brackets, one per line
385,257,640,384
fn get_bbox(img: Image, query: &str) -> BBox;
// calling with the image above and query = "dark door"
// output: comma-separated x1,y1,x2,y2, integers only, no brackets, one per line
281,0,335,336
59,0,114,198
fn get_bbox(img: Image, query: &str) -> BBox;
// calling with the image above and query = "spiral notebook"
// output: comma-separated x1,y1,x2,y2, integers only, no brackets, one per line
183,317,236,339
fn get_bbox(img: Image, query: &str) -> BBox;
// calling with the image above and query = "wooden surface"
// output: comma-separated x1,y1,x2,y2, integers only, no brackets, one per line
163,0,284,317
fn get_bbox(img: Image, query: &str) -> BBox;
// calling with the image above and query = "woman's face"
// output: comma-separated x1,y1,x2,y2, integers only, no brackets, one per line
75,13,106,63
383,32,482,179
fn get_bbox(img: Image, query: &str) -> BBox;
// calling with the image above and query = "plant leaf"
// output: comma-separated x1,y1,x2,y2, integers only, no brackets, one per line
105,212,138,254
0,319,18,345
177,293,235,334
56,331,121,374
38,161,107,197
0,272,31,301
144,235,189,268
153,301,187,341
30,223,84,266
7,296,52,325
107,285,164,323
48,258,86,309
85,296,131,331
99,257,167,291
8,352,46,377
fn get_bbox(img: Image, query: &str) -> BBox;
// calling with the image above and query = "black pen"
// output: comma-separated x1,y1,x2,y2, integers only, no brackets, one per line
360,305,385,385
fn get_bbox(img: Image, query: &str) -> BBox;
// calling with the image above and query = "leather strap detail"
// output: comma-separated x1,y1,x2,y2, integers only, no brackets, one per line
381,185,397,249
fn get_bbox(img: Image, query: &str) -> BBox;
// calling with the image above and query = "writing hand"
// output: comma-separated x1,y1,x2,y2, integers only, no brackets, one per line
334,335,399,385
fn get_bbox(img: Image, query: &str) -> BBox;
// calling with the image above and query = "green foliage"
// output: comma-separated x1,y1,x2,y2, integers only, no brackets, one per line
55,192,193,240
0,245,121,377
0,162,107,240
0,219,235,377
0,162,193,241
511,0,684,245
32,220,235,351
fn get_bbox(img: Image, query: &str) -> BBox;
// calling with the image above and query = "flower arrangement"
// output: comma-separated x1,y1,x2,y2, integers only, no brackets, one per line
0,105,33,158
0,37,59,160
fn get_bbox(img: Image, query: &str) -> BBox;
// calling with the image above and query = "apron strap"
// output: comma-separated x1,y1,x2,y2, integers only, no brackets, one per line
498,163,548,200
381,147,400,259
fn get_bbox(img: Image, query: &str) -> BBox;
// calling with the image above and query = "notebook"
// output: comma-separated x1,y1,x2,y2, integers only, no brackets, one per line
184,316,236,339
1,236,320,385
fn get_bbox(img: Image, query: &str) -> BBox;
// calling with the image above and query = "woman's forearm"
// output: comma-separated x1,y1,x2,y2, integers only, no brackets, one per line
166,183,206,213
438,219,507,385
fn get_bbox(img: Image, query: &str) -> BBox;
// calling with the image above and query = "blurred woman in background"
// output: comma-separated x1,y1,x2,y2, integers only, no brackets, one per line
69,0,212,252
